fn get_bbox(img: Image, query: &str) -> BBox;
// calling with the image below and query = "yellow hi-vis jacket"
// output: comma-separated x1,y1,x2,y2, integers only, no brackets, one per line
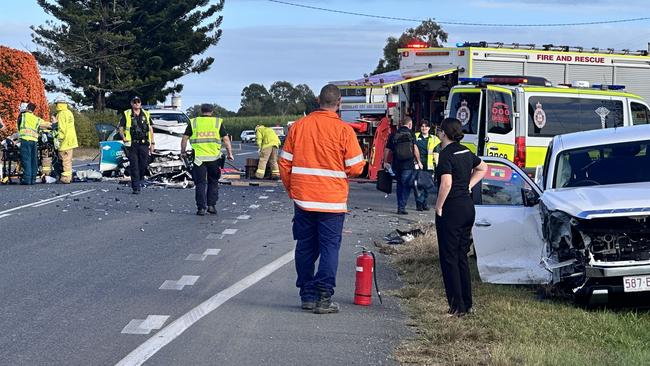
122,109,152,146
190,116,223,163
415,132,440,170
55,103,78,151
256,126,280,150
19,112,44,142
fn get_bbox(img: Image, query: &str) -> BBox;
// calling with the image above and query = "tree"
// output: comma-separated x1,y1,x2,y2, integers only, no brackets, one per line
185,103,235,118
238,83,276,116
373,19,448,75
31,0,224,110
269,81,296,116
293,84,317,114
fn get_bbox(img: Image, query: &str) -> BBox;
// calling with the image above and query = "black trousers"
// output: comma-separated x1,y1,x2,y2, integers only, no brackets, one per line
435,196,475,313
128,143,150,190
192,160,221,209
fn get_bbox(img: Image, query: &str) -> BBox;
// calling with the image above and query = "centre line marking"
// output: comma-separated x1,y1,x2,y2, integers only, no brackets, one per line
235,151,257,156
0,213,12,219
115,250,295,366
0,189,95,215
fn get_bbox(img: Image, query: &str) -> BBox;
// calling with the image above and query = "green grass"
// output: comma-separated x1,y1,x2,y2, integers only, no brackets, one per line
385,226,650,366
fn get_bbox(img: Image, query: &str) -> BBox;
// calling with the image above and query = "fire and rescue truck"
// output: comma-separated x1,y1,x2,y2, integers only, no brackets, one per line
333,41,650,179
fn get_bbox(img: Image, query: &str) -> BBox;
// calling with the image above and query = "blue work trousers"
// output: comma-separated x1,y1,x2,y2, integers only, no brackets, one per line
292,205,345,301
20,140,38,185
395,169,414,211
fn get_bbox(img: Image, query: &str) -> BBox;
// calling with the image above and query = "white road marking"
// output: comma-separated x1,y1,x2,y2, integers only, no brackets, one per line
236,215,251,220
121,315,170,335
0,214,12,219
235,151,257,156
221,219,238,224
115,250,295,365
159,275,200,290
206,233,222,240
258,196,269,199
249,204,260,209
264,189,275,192
185,248,221,262
222,228,238,235
0,189,95,215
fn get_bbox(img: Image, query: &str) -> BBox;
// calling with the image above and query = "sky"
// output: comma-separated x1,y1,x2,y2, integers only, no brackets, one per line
2,0,650,112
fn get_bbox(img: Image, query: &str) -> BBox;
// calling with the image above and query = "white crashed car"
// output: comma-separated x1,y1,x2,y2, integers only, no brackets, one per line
472,124,650,304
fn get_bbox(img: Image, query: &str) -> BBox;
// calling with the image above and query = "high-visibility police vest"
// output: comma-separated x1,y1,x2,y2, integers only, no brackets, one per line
415,132,440,170
19,112,42,142
190,116,223,159
122,109,152,145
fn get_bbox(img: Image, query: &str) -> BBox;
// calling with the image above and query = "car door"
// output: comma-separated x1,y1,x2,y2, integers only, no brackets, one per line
472,157,551,285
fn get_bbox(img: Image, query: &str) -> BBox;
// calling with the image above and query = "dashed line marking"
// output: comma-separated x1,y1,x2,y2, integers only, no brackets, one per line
159,275,200,290
249,204,260,209
185,249,221,261
235,151,257,156
264,189,275,192
0,213,12,219
236,215,251,220
121,315,170,335
206,233,223,240
258,196,269,199
222,228,238,235
115,250,295,365
221,219,238,224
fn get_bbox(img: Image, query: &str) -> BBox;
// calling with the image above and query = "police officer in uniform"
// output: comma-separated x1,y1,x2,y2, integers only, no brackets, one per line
119,96,154,194
434,118,487,317
181,104,234,216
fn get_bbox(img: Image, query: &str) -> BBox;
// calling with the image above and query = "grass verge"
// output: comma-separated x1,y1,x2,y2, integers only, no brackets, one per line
382,225,650,366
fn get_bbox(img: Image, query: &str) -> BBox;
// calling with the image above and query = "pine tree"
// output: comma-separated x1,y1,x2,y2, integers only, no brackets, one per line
32,0,224,111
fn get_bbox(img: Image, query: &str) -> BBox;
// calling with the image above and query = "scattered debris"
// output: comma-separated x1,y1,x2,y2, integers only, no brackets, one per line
383,228,425,245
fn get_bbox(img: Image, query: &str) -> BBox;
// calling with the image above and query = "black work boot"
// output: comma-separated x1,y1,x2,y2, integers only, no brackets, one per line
301,301,316,311
416,202,424,211
422,203,430,211
207,206,217,215
313,293,339,314
196,208,206,216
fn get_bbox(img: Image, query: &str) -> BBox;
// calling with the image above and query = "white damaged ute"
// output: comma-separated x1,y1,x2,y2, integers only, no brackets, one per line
472,124,650,303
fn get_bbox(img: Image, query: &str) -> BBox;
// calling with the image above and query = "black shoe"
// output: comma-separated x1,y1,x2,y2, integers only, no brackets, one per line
301,301,316,311
397,209,408,215
422,204,430,211
314,294,340,314
132,189,140,195
207,206,217,214
416,203,424,211
196,208,206,216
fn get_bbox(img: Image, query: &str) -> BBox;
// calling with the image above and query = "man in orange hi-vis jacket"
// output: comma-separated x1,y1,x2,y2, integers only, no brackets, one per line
279,84,365,314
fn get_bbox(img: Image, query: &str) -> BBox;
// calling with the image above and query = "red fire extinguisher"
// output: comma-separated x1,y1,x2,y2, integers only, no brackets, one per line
354,246,382,306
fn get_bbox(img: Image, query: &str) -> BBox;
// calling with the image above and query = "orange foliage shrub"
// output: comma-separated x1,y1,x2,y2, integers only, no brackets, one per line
0,46,49,139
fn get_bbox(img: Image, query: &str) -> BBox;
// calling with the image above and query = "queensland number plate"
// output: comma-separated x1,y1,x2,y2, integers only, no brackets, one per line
623,275,650,292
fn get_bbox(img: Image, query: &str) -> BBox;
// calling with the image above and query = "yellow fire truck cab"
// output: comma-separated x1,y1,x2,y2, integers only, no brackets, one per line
446,76,650,170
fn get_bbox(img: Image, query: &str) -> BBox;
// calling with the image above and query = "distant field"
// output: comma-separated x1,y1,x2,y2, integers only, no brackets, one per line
384,225,650,366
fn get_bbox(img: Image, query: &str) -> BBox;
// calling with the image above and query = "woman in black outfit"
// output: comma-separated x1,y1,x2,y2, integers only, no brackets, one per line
434,118,487,317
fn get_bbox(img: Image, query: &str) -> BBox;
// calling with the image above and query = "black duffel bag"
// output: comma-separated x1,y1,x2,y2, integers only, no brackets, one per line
376,169,393,194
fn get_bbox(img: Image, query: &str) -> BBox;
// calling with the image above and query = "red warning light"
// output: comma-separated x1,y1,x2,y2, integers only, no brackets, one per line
406,40,428,49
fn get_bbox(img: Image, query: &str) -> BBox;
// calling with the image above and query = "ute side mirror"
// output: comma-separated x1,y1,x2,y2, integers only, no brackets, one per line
521,187,540,207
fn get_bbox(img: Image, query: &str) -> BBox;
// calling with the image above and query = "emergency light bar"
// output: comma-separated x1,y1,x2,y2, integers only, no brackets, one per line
459,75,551,87
592,84,626,91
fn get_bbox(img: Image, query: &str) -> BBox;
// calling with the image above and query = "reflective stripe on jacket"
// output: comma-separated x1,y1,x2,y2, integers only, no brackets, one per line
56,104,78,151
190,116,222,159
278,110,365,213
415,132,440,170
256,126,281,150
123,109,152,145
19,112,43,142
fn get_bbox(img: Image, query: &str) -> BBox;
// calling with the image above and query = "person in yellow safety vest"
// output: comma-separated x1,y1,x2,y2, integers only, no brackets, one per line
18,103,51,185
254,124,281,179
414,120,440,211
119,96,155,194
53,97,78,184
181,104,234,216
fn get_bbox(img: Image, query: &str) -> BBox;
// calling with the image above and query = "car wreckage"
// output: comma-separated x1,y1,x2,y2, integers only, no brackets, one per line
472,124,650,303
99,109,194,187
